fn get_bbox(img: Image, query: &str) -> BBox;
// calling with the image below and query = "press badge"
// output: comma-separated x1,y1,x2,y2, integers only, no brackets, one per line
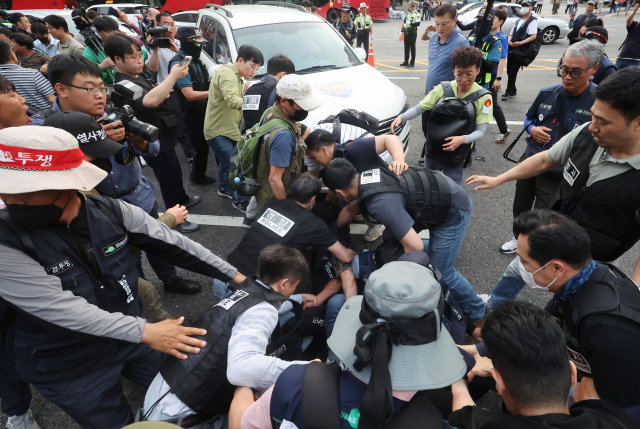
215,290,249,310
360,169,381,184
242,94,260,111
257,208,295,237
568,347,592,374
563,158,580,186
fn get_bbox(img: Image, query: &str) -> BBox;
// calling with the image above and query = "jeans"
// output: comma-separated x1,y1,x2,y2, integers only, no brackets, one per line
325,294,347,338
423,201,486,321
214,278,233,300
207,136,245,204
145,148,190,209
488,256,526,309
616,58,640,70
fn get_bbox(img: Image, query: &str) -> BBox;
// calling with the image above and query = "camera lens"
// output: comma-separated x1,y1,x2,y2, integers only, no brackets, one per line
126,118,159,142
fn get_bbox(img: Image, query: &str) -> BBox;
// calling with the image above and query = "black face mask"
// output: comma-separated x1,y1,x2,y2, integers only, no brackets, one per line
181,41,202,60
6,191,71,230
286,101,309,121
475,17,493,39
37,37,50,45
91,157,113,174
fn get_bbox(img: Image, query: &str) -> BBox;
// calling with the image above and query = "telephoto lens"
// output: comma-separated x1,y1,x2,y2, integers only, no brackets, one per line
126,118,159,142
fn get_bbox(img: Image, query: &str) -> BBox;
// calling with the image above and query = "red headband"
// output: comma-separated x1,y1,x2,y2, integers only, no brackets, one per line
586,31,607,43
0,143,86,171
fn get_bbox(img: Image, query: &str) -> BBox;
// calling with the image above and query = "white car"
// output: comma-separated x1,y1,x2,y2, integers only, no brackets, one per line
87,3,143,27
172,11,199,28
457,3,570,44
196,4,411,151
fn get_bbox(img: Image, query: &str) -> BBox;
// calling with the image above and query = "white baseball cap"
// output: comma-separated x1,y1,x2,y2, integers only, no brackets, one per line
276,74,322,112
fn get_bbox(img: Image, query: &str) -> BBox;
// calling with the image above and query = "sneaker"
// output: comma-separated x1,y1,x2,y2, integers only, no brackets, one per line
232,200,249,213
218,189,233,200
495,129,511,144
6,410,41,429
501,93,510,101
499,237,518,254
478,293,491,304
183,196,201,208
241,216,254,228
364,224,385,242
175,220,199,233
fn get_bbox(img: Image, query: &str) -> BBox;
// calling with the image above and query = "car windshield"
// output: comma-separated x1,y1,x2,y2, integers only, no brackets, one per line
233,21,361,77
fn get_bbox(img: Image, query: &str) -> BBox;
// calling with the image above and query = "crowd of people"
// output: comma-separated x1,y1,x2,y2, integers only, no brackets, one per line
0,3,640,429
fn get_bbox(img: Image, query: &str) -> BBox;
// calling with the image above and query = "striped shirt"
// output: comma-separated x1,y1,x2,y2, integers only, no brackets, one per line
0,64,54,110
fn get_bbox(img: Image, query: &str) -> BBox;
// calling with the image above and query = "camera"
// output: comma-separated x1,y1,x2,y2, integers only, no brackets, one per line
139,15,172,49
105,81,160,142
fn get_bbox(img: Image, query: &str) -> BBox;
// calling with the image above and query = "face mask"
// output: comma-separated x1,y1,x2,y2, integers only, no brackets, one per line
180,40,202,59
286,101,309,121
37,37,49,45
518,260,557,290
475,17,493,39
91,157,113,174
6,191,71,229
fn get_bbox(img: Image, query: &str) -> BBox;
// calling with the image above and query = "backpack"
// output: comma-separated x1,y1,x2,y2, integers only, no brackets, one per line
229,114,293,197
319,109,380,144
511,17,542,67
426,81,490,163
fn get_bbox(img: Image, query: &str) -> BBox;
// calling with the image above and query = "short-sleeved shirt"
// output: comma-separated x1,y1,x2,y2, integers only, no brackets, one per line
269,130,297,168
425,31,470,93
548,123,640,187
619,21,640,60
226,198,338,277
494,30,508,74
510,16,538,40
340,136,389,172
170,50,209,90
0,64,54,110
146,40,182,85
419,81,493,125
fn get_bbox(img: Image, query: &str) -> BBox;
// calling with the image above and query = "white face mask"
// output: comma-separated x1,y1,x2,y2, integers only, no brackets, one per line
518,260,557,290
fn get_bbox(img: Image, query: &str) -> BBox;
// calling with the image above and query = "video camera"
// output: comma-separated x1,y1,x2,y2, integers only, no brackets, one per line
105,81,160,142
72,8,116,82
139,14,172,49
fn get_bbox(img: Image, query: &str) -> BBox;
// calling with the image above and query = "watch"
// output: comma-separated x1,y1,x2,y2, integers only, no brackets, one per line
496,77,502,81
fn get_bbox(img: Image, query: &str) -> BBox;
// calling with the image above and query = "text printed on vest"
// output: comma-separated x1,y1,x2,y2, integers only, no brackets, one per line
568,346,592,374
118,275,135,304
257,208,295,237
563,158,581,186
215,289,250,310
243,94,261,111
45,258,73,275
102,235,129,257
361,169,381,184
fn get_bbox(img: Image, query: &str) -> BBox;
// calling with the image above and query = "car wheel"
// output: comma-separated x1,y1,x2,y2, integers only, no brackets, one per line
327,7,340,24
542,26,559,44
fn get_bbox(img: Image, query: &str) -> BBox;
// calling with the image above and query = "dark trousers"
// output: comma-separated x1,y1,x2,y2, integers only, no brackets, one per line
489,84,508,134
0,329,31,417
146,148,190,209
356,31,370,61
168,92,196,160
505,52,521,95
17,342,163,429
140,202,177,283
512,170,562,218
187,106,210,180
565,3,573,12
404,32,417,64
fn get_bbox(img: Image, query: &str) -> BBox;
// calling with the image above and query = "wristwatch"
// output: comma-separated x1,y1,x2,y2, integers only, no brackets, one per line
496,77,502,81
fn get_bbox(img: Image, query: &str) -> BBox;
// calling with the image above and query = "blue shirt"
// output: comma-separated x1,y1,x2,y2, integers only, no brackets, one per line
493,30,508,74
269,130,297,168
30,100,160,213
479,33,502,88
425,31,470,94
33,38,59,57
170,49,210,90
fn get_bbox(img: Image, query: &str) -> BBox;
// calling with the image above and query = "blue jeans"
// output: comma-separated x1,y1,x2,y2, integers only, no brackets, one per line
616,58,640,70
425,156,464,184
214,278,232,300
488,256,526,309
325,294,347,338
206,136,244,204
422,201,486,321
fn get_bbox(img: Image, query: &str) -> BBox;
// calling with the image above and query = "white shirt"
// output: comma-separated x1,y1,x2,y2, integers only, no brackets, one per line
146,39,181,85
510,14,538,37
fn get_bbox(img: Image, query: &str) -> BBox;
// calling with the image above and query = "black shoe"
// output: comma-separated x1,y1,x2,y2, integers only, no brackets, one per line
232,200,249,213
241,216,254,228
175,220,199,233
407,63,415,67
502,93,510,101
189,175,216,185
163,277,202,295
183,196,201,208
399,62,409,66
418,157,425,167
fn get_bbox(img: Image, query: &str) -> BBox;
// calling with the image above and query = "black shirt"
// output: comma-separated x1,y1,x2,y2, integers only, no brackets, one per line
340,136,388,172
620,21,640,61
226,198,338,277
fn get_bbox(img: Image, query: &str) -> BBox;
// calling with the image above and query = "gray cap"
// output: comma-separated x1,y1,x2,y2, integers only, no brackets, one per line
327,261,467,391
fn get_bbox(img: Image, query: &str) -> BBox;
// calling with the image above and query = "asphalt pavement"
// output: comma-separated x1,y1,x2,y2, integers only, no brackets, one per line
5,7,640,428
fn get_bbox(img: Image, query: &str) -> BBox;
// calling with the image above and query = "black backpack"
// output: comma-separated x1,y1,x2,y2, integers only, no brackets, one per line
319,109,380,143
426,82,490,163
511,17,542,67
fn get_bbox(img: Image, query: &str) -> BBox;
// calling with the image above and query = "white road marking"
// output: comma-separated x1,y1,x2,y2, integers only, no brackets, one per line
490,120,524,125
388,77,421,79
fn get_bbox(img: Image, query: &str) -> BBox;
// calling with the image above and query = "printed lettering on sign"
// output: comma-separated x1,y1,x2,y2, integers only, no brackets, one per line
118,275,135,304
257,208,295,237
563,158,580,186
102,236,129,257
242,94,261,111
567,347,592,374
215,289,249,310
45,258,73,275
360,169,381,184
539,103,553,110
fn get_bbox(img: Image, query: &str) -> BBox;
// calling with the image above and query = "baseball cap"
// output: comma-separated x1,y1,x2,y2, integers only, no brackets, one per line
276,74,322,112
177,26,206,43
477,7,495,18
578,25,608,44
44,112,123,159
341,3,351,11
0,126,107,194
587,0,597,5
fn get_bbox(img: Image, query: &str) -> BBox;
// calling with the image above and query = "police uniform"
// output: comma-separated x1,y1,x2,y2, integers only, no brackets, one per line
242,75,278,130
401,4,421,66
512,82,597,217
355,12,372,61
335,15,356,46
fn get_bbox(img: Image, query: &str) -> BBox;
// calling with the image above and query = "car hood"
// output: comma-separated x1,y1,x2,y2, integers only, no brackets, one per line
294,64,407,126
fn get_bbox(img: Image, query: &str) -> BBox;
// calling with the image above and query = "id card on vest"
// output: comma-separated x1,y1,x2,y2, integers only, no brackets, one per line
243,94,261,111
257,208,295,237
361,169,381,185
215,289,250,310
567,346,592,374
563,158,581,186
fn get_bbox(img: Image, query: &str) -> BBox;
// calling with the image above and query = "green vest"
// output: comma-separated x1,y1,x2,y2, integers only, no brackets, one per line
355,14,371,30
477,35,500,85
403,11,420,32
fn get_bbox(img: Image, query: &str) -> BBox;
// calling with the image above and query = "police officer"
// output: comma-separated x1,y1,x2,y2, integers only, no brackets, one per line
0,126,246,429
567,0,598,44
469,8,502,90
142,245,316,421
497,40,601,255
400,0,421,67
512,210,640,422
169,27,216,185
335,3,355,46
322,158,488,325
355,2,373,61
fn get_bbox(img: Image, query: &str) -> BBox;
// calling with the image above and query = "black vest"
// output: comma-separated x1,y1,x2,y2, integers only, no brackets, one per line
160,277,303,417
243,77,278,131
551,126,640,262
357,167,452,230
560,263,640,378
0,196,144,379
169,54,210,111
334,139,389,171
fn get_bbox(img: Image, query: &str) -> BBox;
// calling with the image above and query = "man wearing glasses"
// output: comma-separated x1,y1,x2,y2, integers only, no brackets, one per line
481,39,602,256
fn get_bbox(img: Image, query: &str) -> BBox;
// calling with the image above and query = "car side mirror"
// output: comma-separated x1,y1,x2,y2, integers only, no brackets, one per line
354,47,367,61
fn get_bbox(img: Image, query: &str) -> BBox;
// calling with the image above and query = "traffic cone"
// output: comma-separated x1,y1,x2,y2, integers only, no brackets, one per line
367,41,376,68
398,25,404,41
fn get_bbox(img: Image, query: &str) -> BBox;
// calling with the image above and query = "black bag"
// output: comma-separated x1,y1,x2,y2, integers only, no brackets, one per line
320,109,380,143
511,17,542,67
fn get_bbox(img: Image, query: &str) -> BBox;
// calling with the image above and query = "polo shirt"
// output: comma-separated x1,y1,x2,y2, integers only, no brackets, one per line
0,64,54,110
204,63,244,141
57,35,85,57
419,81,493,125
493,30,508,74
549,123,640,187
425,30,469,93
33,38,59,56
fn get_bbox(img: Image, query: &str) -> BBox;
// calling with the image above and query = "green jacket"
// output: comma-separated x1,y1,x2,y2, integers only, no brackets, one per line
204,63,244,141
83,44,148,85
